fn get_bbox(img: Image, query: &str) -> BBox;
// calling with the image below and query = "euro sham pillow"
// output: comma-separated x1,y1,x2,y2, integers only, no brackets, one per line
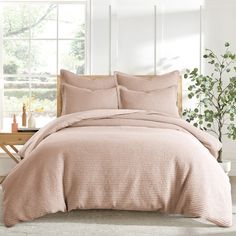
61,84,118,115
115,70,180,91
60,69,116,90
119,86,179,117
115,71,180,117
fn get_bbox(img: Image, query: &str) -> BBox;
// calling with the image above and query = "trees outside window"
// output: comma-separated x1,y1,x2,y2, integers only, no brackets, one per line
0,1,87,129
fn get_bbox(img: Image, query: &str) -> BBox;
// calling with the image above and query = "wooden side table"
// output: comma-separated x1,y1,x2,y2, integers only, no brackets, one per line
0,132,35,163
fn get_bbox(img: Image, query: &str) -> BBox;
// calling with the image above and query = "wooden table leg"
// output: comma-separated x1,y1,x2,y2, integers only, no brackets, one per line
9,144,19,153
0,145,20,163
0,176,6,184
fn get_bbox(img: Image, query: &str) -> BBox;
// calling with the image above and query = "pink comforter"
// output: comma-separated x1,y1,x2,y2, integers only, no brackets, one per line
2,110,232,227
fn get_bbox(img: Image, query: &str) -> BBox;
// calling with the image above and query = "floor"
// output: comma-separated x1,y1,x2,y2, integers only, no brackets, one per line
0,190,235,236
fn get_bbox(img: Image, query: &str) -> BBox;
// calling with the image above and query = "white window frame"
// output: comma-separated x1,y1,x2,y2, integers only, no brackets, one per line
0,0,91,130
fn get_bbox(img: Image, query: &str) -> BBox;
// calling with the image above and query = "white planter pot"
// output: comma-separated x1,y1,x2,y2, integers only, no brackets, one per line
219,160,231,175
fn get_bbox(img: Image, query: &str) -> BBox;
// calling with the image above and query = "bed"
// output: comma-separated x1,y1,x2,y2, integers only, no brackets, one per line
2,70,232,227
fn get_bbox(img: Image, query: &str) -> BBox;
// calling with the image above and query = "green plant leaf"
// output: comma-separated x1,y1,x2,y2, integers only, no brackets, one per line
184,42,236,141
188,86,192,91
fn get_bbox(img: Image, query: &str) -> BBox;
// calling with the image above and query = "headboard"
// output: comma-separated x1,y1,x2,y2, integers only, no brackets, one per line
57,75,183,117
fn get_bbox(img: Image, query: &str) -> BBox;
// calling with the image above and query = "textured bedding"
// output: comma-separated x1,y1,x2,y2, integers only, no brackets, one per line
61,84,118,114
2,109,232,227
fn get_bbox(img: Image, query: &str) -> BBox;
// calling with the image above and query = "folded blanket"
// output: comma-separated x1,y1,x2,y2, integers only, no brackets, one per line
2,109,232,227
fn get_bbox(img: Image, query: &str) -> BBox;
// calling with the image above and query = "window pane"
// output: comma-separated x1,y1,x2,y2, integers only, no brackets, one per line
31,82,56,115
31,79,57,126
1,2,87,130
58,4,85,39
30,4,57,39
31,77,56,115
31,40,57,75
3,77,56,129
4,77,30,116
3,3,30,39
59,40,85,74
3,40,29,75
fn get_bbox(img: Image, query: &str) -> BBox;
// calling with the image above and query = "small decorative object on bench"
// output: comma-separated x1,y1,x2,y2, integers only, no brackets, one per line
22,103,27,127
28,112,36,128
183,42,236,174
11,114,18,133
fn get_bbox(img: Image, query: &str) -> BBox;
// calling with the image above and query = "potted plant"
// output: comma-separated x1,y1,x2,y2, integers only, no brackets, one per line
183,42,236,174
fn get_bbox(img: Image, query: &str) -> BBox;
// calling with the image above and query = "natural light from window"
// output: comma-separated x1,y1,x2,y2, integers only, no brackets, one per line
0,1,87,131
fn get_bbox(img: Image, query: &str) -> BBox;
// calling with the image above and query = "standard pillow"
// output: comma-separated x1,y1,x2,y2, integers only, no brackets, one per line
62,84,118,115
60,69,116,90
115,70,180,91
119,86,179,117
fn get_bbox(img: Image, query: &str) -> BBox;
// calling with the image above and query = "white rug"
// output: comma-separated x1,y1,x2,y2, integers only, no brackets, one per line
0,189,235,236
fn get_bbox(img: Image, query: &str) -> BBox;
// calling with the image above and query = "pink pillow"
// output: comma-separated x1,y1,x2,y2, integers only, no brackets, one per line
62,84,118,115
115,71,180,91
119,86,179,117
60,69,116,90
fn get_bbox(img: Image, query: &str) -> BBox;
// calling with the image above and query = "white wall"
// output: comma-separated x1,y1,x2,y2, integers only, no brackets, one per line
91,0,202,109
203,0,236,163
91,0,236,164
91,0,201,75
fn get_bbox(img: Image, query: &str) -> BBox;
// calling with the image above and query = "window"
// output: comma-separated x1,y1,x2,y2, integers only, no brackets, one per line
0,1,87,130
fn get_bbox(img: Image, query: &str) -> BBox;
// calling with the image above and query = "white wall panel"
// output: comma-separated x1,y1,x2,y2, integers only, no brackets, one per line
116,1,156,74
90,0,111,74
203,0,236,160
160,0,201,75
203,0,236,56
91,0,202,75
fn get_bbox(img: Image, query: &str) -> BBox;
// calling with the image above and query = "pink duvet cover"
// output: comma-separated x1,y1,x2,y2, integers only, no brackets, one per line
2,109,232,227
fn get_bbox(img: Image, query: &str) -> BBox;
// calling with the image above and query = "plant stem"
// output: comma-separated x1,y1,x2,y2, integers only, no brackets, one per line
218,148,223,163
217,68,223,162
